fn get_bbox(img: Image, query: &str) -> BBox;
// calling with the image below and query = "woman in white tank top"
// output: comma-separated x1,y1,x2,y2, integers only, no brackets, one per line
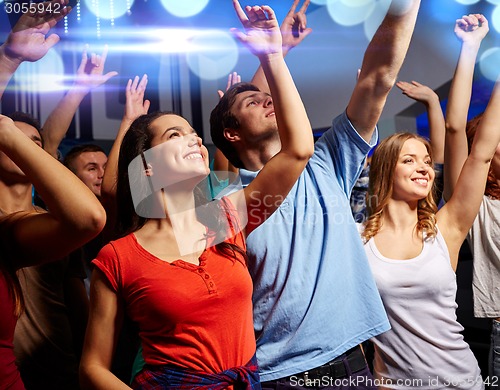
358,15,497,389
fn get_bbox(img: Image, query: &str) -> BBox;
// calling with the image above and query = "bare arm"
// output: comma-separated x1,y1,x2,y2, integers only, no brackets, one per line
42,45,118,158
228,1,314,235
101,75,150,208
0,115,105,268
250,0,312,93
80,269,130,390
347,0,421,142
0,0,70,100
396,80,445,163
438,73,500,270
443,14,488,201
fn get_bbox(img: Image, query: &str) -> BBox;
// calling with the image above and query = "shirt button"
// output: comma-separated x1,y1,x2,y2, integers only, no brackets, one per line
205,274,210,279
197,268,204,273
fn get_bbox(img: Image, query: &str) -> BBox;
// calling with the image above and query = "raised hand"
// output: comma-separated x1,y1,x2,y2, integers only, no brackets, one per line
218,71,242,99
124,75,150,123
396,80,438,106
281,0,312,54
231,0,282,57
3,0,71,64
455,14,489,45
73,45,118,93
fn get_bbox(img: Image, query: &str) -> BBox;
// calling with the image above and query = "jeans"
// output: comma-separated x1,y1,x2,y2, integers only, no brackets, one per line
490,319,500,389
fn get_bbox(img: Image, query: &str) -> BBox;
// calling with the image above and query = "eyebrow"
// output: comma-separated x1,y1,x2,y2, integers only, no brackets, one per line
239,92,270,108
401,153,431,158
162,126,197,138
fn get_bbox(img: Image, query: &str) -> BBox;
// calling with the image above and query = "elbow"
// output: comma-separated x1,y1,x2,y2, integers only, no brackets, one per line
78,204,107,241
445,121,462,135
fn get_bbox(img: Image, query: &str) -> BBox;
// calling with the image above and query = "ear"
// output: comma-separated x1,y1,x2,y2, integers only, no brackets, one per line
223,127,241,143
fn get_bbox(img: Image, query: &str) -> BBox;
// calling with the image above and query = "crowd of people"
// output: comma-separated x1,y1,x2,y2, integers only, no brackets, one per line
0,0,498,389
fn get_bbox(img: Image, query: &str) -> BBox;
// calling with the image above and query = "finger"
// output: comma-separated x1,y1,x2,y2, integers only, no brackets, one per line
126,78,132,92
131,75,140,91
299,0,310,14
230,28,247,45
286,0,300,18
232,0,249,24
143,100,151,114
296,13,307,31
301,27,312,38
100,44,109,65
78,44,89,71
218,90,225,99
44,33,60,50
261,6,276,22
411,81,422,87
102,71,118,82
236,74,241,83
138,74,148,91
248,7,263,22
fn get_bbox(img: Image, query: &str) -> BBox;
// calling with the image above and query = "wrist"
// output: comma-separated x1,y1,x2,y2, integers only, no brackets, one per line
258,51,283,65
0,44,23,71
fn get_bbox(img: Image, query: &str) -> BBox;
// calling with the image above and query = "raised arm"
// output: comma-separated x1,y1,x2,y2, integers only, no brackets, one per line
0,115,105,268
228,1,314,234
347,0,421,142
101,75,150,204
0,0,70,100
42,45,118,158
439,74,500,270
249,0,312,93
443,14,488,201
396,80,445,163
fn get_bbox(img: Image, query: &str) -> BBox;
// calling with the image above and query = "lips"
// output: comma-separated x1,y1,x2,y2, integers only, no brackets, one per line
265,110,275,118
411,178,428,186
184,150,203,160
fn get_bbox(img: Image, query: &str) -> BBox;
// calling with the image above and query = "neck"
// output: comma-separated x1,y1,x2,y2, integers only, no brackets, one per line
239,134,281,171
380,199,419,233
0,180,34,214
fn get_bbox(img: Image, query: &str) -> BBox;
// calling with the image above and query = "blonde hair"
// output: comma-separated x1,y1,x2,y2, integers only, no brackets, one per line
362,133,438,242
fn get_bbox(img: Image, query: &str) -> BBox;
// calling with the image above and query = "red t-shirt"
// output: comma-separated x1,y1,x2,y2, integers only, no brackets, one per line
0,272,24,390
93,206,255,374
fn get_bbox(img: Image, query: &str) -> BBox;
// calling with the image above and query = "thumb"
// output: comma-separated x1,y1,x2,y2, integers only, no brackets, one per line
45,34,60,50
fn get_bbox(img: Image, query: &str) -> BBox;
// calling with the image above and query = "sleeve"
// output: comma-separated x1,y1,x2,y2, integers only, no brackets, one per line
311,111,378,197
92,243,121,293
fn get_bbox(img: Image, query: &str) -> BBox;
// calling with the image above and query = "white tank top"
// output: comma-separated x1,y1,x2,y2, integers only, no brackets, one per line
364,228,484,389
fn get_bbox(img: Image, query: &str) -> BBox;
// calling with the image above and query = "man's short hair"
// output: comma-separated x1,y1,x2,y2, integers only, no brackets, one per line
63,144,106,172
7,112,42,142
210,82,260,169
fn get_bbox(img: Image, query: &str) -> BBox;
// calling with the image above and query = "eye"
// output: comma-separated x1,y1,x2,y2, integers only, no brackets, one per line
403,158,413,164
247,101,257,107
168,131,181,139
425,160,432,165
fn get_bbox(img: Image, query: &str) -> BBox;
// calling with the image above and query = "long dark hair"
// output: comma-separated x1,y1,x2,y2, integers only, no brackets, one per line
115,112,248,263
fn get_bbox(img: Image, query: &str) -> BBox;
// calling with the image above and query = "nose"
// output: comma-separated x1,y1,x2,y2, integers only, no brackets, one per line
97,167,105,178
187,133,202,147
417,164,429,174
263,95,273,107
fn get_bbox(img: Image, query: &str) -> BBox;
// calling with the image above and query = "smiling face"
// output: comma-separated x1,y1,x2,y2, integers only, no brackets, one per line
147,114,209,186
392,138,435,202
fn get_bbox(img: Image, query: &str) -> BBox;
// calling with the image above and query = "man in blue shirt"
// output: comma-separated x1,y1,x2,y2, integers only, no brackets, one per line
210,1,421,388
